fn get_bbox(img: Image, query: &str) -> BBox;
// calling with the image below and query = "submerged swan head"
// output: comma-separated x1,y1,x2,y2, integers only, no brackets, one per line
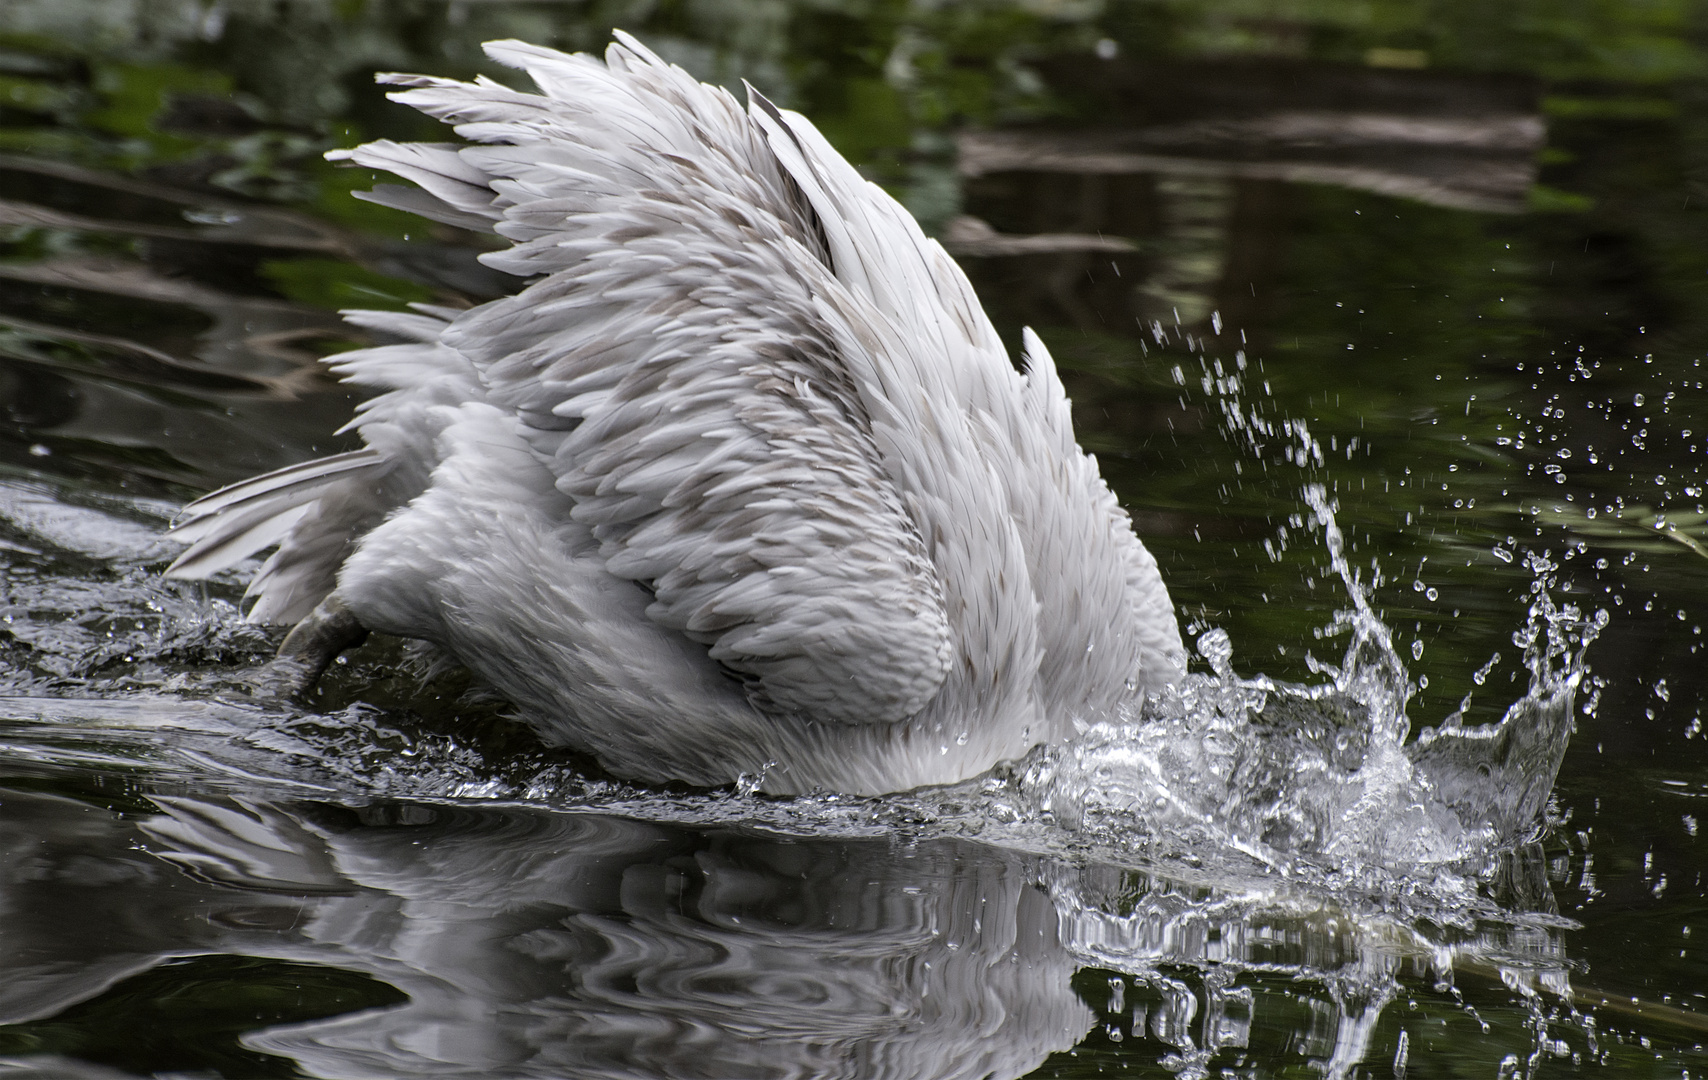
166,33,1186,795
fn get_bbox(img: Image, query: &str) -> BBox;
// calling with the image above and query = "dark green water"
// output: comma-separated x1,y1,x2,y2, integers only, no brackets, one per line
0,1,1705,1077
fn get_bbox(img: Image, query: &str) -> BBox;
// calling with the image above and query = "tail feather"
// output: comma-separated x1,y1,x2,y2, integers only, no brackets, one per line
243,511,369,625
166,450,387,580
166,504,316,581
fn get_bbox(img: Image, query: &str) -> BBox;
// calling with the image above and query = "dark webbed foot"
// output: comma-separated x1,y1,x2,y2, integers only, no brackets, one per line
258,594,369,699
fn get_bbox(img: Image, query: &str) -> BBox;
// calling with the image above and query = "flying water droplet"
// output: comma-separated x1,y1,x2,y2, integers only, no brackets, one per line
1196,628,1235,681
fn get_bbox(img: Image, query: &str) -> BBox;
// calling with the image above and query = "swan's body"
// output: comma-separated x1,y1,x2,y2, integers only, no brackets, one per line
167,35,1184,795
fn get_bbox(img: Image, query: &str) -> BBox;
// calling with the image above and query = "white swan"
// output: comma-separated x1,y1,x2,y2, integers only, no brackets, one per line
165,34,1185,795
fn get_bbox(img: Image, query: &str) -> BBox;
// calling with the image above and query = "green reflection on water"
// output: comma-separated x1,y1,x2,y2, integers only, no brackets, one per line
0,955,407,1078
261,256,434,311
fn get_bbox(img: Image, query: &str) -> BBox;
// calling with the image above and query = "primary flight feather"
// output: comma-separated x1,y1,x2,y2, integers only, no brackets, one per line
166,33,1185,795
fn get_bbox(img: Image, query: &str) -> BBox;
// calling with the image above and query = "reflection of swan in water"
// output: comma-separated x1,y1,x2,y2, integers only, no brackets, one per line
62,792,1091,1080
174,803,1093,1080
0,787,1574,1080
163,34,1185,795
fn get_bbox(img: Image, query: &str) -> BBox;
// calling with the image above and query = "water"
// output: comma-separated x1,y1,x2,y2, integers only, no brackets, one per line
0,477,1609,1079
2,2,1707,1077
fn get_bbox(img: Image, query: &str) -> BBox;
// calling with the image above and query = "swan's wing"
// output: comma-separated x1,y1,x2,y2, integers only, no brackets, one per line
747,93,1183,707
340,37,955,726
1016,330,1186,699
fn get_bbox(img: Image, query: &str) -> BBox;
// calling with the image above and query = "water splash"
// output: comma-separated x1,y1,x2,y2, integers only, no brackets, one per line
980,471,1606,1080
1015,483,1602,888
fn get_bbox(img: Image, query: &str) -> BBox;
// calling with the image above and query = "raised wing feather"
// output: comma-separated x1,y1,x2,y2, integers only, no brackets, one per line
353,35,955,725
746,84,1183,710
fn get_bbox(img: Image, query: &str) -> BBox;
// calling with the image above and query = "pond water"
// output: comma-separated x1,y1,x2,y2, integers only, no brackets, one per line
0,2,1705,1077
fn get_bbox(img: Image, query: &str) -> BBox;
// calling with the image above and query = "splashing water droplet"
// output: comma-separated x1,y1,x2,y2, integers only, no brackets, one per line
1016,483,1601,880
1197,628,1235,681
734,762,776,797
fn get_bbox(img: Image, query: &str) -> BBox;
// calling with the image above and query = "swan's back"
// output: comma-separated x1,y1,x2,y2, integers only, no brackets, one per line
167,34,1184,794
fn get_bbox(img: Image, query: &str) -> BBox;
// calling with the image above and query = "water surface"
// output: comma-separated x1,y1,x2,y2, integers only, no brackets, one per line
0,2,1705,1077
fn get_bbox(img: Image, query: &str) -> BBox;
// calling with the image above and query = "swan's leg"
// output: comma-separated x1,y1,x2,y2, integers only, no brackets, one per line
259,594,368,699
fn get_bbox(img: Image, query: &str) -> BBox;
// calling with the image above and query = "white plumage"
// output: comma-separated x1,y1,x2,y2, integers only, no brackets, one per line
166,34,1185,795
